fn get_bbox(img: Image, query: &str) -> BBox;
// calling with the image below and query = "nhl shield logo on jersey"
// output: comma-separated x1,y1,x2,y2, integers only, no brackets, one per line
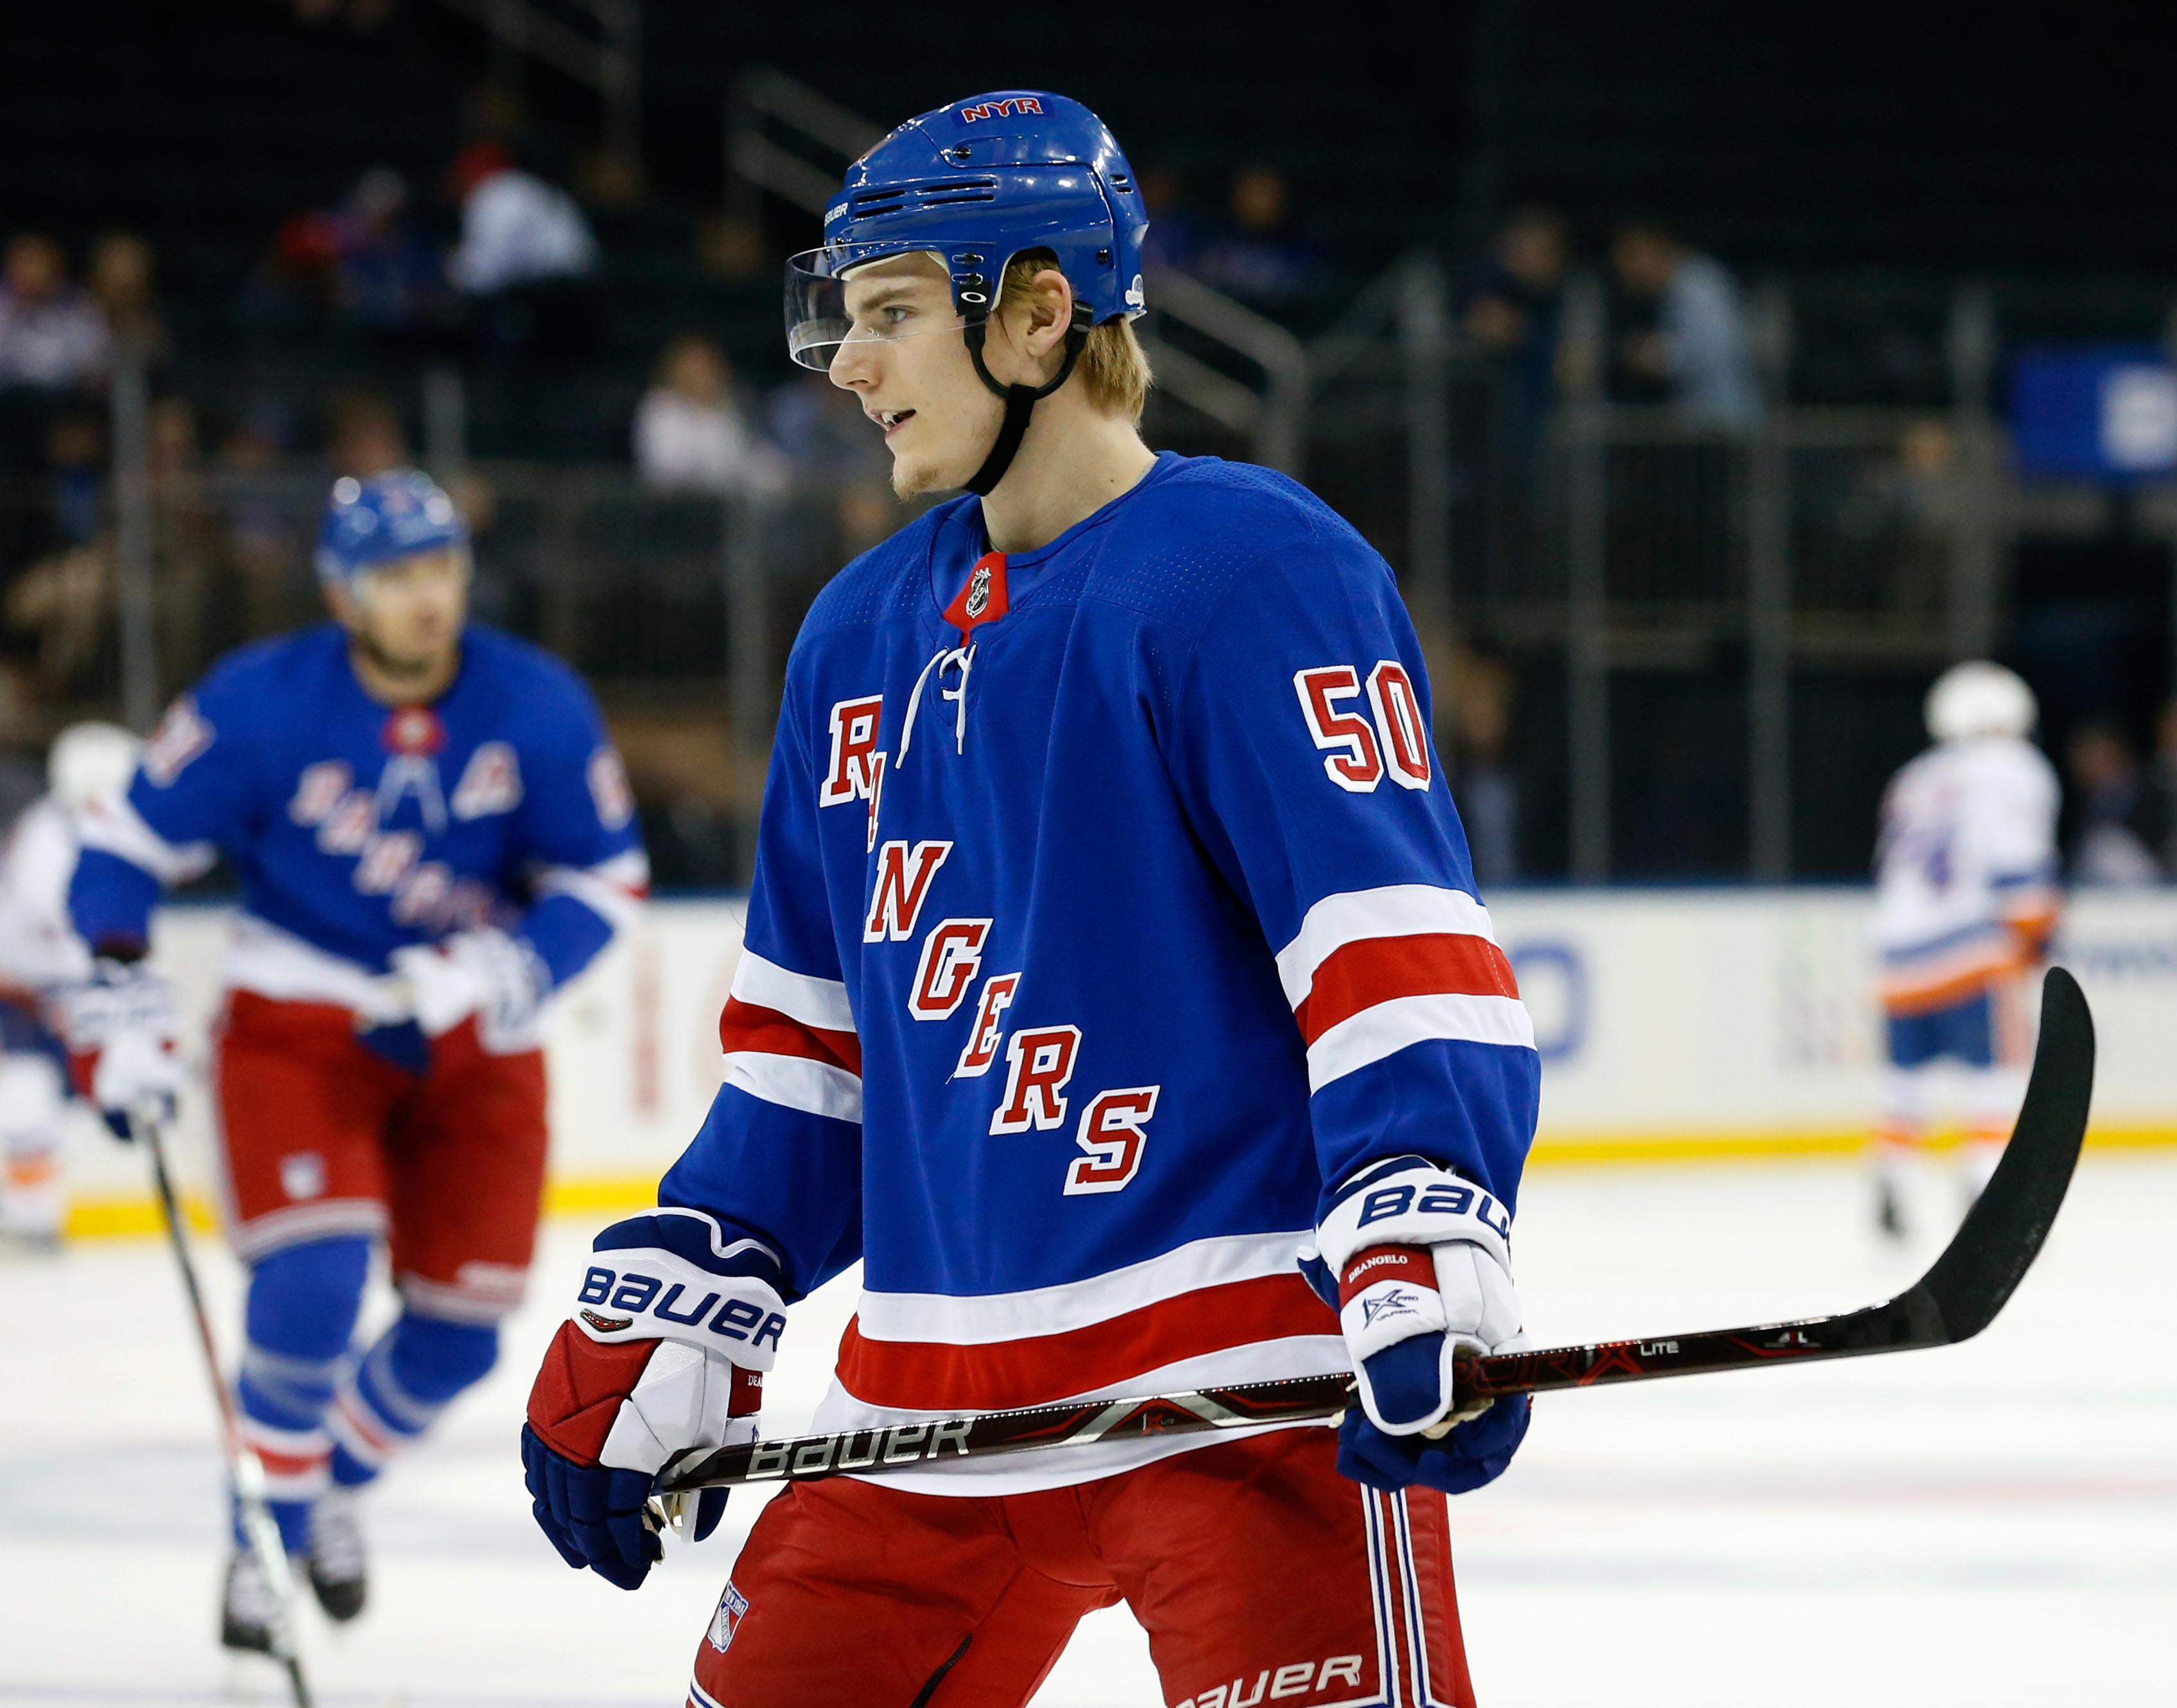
943,551,1010,638
706,1583,750,1652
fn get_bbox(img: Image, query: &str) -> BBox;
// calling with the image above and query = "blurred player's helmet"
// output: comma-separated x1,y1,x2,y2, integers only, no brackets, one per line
316,467,467,585
47,721,141,816
1926,660,2037,743
784,91,1147,494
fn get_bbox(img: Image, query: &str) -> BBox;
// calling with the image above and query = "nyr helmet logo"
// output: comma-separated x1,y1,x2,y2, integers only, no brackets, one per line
1125,274,1145,311
964,562,993,619
959,96,1043,123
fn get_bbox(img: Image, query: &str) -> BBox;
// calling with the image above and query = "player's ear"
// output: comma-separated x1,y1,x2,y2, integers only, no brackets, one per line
1005,267,1073,361
324,580,360,630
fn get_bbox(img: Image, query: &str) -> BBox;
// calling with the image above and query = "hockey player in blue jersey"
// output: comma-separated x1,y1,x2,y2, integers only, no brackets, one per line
63,469,646,1653
523,93,1538,1707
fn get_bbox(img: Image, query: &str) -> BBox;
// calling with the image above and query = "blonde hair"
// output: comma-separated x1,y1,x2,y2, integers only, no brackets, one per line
998,252,1152,423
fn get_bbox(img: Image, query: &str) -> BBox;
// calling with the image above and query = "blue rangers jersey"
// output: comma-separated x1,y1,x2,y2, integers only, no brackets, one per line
663,453,1540,1492
67,623,645,1030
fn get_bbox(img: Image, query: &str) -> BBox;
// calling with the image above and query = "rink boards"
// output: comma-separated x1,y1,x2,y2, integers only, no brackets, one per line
55,888,2177,1235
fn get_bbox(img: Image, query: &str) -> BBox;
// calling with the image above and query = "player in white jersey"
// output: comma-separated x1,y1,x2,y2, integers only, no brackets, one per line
0,724,140,1246
1870,661,2060,1234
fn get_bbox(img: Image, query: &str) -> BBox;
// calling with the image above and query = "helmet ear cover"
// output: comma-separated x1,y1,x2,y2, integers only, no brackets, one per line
960,302,1090,498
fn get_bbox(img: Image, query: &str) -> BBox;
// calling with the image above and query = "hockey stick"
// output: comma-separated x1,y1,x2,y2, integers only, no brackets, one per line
659,965,2094,1497
133,1103,315,1708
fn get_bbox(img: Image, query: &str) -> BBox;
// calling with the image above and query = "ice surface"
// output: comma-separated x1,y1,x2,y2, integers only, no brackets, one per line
3,1154,2173,1707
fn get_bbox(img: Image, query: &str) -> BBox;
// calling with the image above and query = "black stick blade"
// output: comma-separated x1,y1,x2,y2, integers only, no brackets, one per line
1912,964,2095,1343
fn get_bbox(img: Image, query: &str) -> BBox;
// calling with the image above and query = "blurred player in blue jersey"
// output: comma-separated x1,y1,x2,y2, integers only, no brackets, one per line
63,469,646,1652
521,93,1538,1708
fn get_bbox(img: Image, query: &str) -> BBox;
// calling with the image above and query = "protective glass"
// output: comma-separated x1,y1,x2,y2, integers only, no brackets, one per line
784,245,987,372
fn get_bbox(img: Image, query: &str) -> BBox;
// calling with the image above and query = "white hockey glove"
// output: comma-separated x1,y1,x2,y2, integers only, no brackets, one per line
384,927,549,1051
522,1209,786,1590
1305,1158,1527,1438
60,958,185,1140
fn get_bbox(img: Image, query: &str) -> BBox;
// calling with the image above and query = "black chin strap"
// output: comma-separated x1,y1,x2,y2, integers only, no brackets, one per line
961,322,1088,498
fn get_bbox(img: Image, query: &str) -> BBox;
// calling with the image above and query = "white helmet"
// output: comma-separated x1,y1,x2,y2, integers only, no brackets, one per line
48,721,143,817
1925,661,2036,743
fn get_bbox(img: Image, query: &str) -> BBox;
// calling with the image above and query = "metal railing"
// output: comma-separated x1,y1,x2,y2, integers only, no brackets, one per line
422,0,643,169
28,258,2177,886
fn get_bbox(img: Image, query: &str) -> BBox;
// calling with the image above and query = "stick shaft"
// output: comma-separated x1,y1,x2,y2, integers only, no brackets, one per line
138,1111,314,1707
661,968,2092,1497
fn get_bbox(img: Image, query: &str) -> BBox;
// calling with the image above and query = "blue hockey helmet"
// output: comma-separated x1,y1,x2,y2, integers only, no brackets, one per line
784,91,1148,494
316,467,467,584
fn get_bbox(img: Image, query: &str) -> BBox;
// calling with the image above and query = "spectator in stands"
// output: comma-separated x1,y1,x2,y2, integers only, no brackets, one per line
0,237,109,395
325,390,409,481
446,140,600,355
44,412,105,549
634,336,788,498
329,169,445,338
87,233,168,367
1193,164,1326,310
1138,166,1204,273
2065,720,2160,884
210,402,309,643
1453,207,1570,456
2134,698,2177,877
1608,221,1761,429
768,373,897,561
1443,648,1522,886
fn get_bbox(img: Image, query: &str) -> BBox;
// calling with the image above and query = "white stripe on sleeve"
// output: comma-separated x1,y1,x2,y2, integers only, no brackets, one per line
720,1049,863,1123
1306,991,1535,1091
532,848,648,935
729,947,857,1034
76,793,216,886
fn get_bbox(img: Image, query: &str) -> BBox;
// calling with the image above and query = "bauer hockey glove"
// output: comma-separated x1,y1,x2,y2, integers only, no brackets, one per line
1301,1157,1532,1497
58,956,184,1140
523,1209,787,1591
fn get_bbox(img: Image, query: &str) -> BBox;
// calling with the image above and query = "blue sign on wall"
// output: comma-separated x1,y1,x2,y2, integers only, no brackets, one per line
2010,345,2177,481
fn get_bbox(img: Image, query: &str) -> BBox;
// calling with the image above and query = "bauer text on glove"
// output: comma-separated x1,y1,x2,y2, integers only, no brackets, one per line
522,1209,785,1590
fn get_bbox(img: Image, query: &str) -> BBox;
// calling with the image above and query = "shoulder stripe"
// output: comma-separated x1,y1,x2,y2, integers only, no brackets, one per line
729,948,856,1035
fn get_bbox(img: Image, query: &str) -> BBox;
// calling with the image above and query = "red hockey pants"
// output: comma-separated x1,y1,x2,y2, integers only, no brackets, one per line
688,1425,1475,1708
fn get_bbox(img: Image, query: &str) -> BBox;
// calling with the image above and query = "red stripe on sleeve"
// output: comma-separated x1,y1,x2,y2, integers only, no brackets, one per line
1293,933,1519,1046
718,997,862,1076
835,1272,1333,1413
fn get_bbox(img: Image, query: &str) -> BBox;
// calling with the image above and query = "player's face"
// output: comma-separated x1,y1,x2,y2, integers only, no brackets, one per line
334,546,469,678
827,254,1003,497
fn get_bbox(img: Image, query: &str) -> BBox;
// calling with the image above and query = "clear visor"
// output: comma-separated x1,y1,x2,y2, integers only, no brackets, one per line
784,245,987,372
